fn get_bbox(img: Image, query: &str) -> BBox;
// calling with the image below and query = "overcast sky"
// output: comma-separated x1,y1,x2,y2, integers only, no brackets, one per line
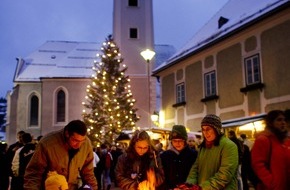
0,0,228,98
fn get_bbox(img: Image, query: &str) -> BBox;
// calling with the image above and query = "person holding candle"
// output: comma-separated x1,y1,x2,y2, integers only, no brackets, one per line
115,130,164,190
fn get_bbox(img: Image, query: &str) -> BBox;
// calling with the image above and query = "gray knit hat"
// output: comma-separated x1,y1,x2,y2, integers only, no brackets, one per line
169,125,188,140
201,114,222,134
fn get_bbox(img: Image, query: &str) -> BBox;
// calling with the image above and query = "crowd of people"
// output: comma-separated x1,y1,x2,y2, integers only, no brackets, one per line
0,109,290,190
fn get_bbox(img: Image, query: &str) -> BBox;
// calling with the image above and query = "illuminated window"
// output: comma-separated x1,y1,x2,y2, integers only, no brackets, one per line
204,71,216,97
245,54,261,85
57,90,65,122
176,83,185,103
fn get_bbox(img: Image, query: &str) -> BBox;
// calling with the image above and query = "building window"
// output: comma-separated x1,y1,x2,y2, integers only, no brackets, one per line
176,83,185,103
30,95,39,126
204,71,216,97
245,54,261,85
57,90,66,122
129,28,138,39
128,0,138,7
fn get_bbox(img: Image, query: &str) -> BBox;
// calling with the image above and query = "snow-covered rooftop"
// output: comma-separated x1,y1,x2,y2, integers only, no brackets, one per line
153,0,289,73
154,44,176,69
14,40,175,82
14,41,102,82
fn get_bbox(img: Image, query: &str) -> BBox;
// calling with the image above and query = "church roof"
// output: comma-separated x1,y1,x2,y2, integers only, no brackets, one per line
153,0,290,74
14,41,101,82
14,41,175,82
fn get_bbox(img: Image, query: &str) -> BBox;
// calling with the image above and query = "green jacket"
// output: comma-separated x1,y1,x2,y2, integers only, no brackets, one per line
186,135,238,190
24,129,97,190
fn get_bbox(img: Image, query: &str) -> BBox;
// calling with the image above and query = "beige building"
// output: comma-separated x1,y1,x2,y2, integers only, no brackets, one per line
152,0,290,138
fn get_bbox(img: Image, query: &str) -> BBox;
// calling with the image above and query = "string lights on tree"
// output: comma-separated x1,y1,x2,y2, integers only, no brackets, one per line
82,35,139,145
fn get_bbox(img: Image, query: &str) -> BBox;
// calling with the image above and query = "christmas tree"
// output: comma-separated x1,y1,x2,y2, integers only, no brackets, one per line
82,35,139,145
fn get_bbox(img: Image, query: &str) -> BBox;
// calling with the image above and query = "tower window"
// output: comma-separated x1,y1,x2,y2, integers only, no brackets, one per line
129,28,138,39
128,0,138,7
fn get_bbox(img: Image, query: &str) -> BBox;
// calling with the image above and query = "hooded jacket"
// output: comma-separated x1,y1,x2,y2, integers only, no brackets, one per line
24,129,97,190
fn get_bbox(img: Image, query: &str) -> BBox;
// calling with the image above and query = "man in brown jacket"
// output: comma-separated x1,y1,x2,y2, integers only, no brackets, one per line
24,120,98,190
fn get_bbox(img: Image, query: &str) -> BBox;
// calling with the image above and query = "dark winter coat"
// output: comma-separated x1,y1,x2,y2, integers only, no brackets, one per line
19,143,36,177
160,145,197,190
0,149,10,190
115,151,164,190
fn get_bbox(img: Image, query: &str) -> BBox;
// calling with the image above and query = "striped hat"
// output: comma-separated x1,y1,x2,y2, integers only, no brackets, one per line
201,114,222,134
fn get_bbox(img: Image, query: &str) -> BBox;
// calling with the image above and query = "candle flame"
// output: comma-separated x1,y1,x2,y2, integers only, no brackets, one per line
138,169,155,190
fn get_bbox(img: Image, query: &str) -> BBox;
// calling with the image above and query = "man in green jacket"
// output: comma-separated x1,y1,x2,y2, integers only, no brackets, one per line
184,114,238,190
24,120,98,190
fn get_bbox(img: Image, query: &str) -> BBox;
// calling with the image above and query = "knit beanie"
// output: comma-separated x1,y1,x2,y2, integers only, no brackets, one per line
45,171,68,190
169,125,188,140
201,114,222,135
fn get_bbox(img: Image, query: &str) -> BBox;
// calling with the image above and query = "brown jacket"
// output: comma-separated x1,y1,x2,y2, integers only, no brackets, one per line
24,129,97,190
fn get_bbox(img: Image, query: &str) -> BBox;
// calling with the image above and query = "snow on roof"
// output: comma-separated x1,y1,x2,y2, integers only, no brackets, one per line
222,113,266,128
14,41,102,82
14,41,175,82
153,0,289,73
154,44,176,69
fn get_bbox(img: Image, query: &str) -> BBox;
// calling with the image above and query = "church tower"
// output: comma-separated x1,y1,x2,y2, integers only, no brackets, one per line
113,0,156,128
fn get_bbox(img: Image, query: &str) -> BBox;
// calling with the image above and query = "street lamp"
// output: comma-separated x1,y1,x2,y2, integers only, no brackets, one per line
151,111,159,127
140,49,155,127
140,49,156,63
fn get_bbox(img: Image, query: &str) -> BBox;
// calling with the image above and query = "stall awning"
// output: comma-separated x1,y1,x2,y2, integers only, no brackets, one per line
222,113,266,128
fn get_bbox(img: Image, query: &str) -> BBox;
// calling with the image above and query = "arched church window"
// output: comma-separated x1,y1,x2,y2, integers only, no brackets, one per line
30,95,39,126
57,90,66,122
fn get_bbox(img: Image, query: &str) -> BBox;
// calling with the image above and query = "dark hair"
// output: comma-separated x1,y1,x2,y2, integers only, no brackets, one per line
240,134,247,139
18,131,25,135
265,110,285,128
22,133,32,144
265,110,287,141
125,130,157,174
100,143,107,149
37,135,43,142
64,120,87,136
228,130,237,138
127,130,156,156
